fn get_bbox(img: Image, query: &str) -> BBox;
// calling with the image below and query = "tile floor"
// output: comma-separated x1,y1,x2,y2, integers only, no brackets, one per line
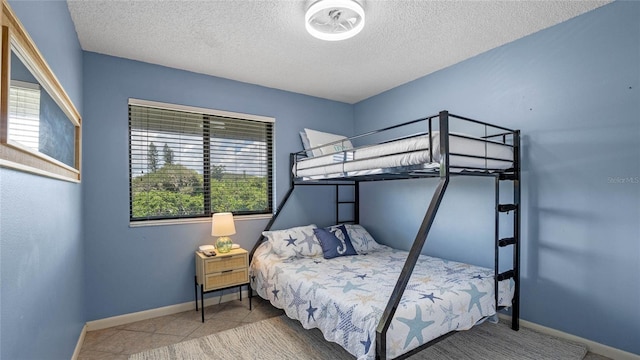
78,297,609,360
78,297,282,360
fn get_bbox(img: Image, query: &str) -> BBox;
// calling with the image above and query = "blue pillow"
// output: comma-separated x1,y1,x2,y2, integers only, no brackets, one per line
313,225,357,259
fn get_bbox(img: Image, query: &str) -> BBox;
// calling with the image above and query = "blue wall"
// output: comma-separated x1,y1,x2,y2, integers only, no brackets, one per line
82,53,353,320
354,2,639,355
2,0,637,357
0,1,84,360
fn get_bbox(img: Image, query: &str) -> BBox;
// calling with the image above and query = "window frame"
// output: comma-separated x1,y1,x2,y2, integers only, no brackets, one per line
128,98,274,224
0,1,82,182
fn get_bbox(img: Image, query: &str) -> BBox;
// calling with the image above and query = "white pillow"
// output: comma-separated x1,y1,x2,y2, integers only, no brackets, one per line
343,224,385,254
299,131,313,157
262,224,322,259
303,129,354,157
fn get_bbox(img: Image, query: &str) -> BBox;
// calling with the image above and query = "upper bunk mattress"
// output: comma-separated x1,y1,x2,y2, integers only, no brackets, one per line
294,131,513,179
250,242,515,360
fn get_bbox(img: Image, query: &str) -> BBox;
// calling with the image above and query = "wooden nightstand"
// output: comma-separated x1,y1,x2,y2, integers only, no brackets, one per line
194,248,251,322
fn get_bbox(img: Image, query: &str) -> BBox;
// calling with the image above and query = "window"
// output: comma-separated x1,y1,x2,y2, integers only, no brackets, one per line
8,80,41,151
128,99,273,222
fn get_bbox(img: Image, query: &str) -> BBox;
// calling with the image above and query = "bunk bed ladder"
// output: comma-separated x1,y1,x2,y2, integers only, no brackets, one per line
335,183,359,224
494,130,521,331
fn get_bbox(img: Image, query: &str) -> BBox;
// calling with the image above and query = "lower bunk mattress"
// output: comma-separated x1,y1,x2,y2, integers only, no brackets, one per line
250,241,514,360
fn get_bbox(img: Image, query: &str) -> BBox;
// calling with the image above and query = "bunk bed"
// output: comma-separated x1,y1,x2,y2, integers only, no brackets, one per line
249,111,520,360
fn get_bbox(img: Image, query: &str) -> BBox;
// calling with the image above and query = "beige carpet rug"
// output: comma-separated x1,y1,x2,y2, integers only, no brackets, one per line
129,315,587,360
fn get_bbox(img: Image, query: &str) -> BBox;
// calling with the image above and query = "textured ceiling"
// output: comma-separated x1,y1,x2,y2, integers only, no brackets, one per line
67,0,610,104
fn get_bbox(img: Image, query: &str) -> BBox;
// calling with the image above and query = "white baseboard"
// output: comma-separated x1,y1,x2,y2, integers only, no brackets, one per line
86,289,250,331
499,314,639,360
71,324,87,360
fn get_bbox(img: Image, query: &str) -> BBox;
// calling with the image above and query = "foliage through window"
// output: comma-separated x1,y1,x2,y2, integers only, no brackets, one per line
128,100,273,221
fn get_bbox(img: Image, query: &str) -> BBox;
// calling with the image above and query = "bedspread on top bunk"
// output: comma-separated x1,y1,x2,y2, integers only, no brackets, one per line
294,131,514,179
250,242,515,360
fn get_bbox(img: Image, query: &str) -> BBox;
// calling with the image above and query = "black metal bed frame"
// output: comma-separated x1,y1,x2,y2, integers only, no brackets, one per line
249,110,520,360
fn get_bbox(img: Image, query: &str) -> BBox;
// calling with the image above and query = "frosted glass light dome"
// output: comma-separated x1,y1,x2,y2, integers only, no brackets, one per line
305,0,365,41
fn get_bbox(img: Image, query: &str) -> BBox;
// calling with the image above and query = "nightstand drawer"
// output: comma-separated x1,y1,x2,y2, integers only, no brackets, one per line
204,253,247,274
204,268,248,290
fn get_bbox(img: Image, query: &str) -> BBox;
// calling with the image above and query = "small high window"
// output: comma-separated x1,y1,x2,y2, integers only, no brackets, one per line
8,80,41,151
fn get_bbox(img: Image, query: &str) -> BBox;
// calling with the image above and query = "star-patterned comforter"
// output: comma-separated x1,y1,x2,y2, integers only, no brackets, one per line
250,241,514,360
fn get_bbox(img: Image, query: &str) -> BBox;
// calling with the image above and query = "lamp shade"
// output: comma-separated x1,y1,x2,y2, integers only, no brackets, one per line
211,212,236,236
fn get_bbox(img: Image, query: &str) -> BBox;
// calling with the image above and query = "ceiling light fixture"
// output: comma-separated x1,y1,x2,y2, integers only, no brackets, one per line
305,0,365,41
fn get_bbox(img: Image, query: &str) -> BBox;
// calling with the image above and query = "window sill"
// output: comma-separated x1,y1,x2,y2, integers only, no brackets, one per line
129,213,272,228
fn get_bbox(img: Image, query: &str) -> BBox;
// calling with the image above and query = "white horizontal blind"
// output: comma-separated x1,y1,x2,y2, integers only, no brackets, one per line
129,102,273,221
8,81,41,151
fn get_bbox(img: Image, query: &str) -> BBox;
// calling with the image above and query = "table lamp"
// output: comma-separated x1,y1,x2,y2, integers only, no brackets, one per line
211,212,236,253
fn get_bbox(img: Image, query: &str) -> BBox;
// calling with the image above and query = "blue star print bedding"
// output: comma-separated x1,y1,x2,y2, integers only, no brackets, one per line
250,233,514,360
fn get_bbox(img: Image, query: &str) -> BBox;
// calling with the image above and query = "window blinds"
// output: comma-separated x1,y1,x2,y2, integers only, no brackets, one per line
8,81,41,151
129,101,273,221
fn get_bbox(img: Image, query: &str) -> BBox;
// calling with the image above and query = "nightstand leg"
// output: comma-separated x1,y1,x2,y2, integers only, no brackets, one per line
249,284,252,310
200,284,205,323
239,285,242,301
194,276,198,311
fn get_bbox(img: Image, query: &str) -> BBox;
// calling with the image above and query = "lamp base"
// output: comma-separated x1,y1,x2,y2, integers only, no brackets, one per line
215,236,233,253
